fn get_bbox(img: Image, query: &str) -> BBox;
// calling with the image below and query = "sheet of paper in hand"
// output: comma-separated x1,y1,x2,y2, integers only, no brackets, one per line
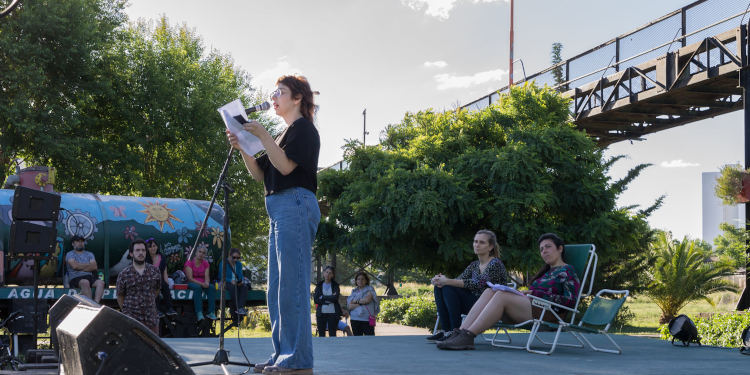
486,281,525,296
219,99,265,156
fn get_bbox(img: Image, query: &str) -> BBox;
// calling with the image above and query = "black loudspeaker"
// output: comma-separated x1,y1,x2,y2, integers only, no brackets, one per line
8,299,48,334
668,314,701,347
11,186,60,221
9,221,56,254
56,304,194,375
740,325,750,354
49,294,99,354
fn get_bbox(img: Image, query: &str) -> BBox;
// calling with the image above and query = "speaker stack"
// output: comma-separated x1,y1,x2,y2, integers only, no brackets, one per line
53,295,194,374
9,186,60,256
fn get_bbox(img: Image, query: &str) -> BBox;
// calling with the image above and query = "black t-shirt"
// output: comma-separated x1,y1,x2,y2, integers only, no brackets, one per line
256,117,320,196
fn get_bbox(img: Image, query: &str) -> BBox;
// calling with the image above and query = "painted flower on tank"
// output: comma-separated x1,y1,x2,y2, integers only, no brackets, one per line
109,205,126,218
123,225,138,241
211,227,224,248
177,227,192,244
139,201,183,232
194,221,210,238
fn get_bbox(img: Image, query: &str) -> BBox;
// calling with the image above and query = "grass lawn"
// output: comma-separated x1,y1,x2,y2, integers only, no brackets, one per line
225,284,742,338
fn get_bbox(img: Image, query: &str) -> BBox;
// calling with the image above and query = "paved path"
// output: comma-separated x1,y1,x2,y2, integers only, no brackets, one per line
373,321,429,336
311,313,430,336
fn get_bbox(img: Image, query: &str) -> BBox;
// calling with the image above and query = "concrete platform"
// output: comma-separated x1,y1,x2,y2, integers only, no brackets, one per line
167,333,749,375
6,331,746,374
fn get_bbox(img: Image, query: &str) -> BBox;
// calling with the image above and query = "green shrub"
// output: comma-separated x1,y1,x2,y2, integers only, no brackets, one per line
402,297,437,329
243,309,271,331
658,312,750,347
379,297,414,323
379,296,436,329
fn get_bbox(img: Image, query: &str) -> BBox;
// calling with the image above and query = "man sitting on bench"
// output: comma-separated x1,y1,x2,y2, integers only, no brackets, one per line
66,235,105,303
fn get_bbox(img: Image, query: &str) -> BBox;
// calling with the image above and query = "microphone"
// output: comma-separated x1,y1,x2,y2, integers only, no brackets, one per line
245,101,271,115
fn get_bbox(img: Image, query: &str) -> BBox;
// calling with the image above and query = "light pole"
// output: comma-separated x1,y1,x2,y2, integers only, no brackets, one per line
509,0,514,87
362,108,369,146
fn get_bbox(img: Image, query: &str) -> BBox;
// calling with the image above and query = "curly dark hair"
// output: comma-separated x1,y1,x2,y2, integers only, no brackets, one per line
277,75,315,122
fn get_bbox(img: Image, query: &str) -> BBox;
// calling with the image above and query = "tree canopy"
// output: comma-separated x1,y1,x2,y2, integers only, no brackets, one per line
713,222,748,270
0,1,270,262
317,83,658,292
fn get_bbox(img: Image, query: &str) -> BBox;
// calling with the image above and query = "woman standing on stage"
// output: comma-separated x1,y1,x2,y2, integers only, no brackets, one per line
227,75,320,375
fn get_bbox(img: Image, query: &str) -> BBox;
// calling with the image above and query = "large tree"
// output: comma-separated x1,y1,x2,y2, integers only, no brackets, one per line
0,3,270,265
0,0,126,182
317,83,657,292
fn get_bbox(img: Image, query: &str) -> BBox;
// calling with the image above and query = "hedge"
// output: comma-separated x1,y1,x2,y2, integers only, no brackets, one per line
380,296,436,330
658,312,750,347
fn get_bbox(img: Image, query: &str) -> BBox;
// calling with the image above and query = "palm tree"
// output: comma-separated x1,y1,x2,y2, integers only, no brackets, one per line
646,232,738,323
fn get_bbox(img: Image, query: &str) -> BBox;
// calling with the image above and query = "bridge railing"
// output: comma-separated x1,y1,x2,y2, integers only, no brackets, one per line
463,0,750,111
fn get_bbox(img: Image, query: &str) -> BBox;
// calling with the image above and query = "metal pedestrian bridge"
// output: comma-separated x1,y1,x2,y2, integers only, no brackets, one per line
465,0,750,147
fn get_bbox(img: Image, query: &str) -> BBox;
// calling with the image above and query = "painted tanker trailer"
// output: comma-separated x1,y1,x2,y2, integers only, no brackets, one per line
0,167,264,338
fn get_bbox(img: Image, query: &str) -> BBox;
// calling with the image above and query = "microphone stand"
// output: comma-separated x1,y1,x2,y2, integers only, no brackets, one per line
189,146,252,374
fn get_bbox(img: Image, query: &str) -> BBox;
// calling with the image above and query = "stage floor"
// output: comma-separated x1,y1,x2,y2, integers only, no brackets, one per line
165,333,747,375
2,332,744,374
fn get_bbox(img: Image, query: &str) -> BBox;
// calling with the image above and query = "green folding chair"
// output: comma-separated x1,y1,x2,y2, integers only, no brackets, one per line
531,289,629,354
487,244,597,352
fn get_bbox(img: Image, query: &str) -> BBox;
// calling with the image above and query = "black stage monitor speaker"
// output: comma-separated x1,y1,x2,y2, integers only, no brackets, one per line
49,294,99,354
12,186,60,221
56,304,194,375
8,299,48,334
9,220,56,254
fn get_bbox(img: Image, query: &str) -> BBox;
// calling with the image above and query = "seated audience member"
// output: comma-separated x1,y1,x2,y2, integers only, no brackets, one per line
184,246,217,321
145,238,176,317
437,233,580,350
220,248,249,316
346,271,379,336
313,265,342,337
66,235,105,303
427,229,508,342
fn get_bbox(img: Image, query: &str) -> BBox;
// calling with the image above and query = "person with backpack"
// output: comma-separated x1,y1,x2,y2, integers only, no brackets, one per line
346,271,379,336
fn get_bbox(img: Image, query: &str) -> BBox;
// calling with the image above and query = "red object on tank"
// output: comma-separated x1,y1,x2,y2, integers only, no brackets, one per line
18,166,55,192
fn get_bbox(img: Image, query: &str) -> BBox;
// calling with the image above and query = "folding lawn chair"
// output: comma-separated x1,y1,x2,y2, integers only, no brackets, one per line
528,289,629,354
486,244,597,353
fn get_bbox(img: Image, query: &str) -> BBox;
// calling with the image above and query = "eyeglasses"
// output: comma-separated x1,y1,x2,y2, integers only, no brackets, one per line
232,257,241,260
269,88,284,100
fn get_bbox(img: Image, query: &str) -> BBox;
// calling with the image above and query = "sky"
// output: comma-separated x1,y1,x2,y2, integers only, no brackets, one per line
124,0,746,242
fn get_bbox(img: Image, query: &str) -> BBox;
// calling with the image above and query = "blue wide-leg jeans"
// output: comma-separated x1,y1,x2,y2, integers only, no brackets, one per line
265,187,320,369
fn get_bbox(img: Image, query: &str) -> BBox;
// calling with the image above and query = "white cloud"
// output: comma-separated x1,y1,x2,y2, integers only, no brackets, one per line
434,68,507,90
252,56,303,90
401,0,508,21
424,60,448,68
660,159,700,168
